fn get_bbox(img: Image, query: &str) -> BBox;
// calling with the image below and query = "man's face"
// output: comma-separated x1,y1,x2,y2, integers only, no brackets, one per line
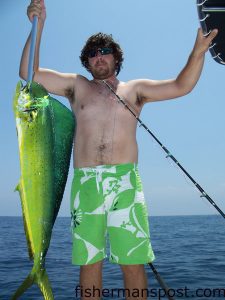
87,47,117,79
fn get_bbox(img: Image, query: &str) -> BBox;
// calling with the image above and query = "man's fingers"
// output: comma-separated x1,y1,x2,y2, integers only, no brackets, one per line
40,0,46,9
210,29,218,39
194,27,218,55
27,2,42,21
207,29,218,45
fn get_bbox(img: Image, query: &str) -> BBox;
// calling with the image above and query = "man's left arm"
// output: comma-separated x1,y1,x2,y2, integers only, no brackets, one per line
134,28,218,103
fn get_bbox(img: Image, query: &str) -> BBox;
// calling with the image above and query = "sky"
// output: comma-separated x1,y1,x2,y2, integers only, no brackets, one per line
0,0,224,217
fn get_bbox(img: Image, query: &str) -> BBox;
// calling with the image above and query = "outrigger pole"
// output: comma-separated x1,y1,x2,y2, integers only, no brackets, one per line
102,80,225,219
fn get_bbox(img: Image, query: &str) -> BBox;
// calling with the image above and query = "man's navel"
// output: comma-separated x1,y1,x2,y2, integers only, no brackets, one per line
98,144,107,151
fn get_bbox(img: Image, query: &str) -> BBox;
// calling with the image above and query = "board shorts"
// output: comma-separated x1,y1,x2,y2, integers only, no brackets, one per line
70,163,155,265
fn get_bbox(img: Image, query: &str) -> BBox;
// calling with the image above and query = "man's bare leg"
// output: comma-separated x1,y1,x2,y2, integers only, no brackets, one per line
120,264,148,300
79,260,103,300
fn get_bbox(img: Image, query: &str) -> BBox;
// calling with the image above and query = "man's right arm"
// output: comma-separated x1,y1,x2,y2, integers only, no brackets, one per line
20,0,76,100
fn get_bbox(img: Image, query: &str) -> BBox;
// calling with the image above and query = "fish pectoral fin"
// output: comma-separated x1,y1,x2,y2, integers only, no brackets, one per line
10,272,34,300
14,183,20,193
36,268,54,299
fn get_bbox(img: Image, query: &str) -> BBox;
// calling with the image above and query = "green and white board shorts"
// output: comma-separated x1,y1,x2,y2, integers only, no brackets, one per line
70,163,155,265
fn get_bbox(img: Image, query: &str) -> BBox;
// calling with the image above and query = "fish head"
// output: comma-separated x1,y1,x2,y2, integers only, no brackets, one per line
13,81,50,123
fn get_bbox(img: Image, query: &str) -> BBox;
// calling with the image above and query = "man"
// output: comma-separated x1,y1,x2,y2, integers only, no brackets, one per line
20,1,217,299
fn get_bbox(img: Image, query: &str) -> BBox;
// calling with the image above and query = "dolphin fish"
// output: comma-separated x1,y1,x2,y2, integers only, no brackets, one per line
11,81,75,299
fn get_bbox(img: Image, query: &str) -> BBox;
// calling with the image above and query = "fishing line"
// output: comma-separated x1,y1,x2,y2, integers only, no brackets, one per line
102,80,225,219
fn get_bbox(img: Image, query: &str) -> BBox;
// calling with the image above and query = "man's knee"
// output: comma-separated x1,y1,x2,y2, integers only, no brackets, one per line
120,264,145,277
80,260,103,274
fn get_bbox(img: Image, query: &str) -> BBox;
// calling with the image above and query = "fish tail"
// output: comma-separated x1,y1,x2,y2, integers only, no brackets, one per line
11,267,54,300
36,268,54,300
10,272,34,299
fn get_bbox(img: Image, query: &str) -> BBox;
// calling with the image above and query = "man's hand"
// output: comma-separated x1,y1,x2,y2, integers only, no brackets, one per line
27,0,46,23
192,28,218,57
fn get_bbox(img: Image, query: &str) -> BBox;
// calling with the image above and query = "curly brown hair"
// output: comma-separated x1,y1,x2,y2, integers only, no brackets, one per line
80,32,124,75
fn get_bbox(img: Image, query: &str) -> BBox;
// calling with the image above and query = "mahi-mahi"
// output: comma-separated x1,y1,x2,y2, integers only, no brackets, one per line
11,81,75,299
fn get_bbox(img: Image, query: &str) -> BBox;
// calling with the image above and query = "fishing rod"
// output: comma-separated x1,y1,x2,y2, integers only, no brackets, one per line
148,263,175,300
102,80,225,219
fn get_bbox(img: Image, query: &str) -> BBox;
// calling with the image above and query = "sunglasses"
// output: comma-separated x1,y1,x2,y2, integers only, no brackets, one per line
88,47,113,58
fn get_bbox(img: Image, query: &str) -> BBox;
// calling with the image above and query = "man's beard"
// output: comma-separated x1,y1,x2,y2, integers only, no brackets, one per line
91,62,116,79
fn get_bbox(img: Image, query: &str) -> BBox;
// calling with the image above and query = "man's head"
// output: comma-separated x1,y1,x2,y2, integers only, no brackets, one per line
80,32,124,79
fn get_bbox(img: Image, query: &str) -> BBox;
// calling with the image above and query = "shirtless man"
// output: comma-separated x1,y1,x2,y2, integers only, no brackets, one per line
20,1,217,299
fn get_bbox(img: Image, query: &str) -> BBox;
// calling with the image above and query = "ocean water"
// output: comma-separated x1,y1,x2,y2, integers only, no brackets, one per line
0,215,224,299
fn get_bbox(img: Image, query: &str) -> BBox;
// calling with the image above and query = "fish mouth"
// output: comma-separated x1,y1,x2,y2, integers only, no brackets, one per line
22,107,38,112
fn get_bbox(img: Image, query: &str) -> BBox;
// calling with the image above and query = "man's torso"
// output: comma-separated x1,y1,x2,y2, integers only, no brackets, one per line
69,77,143,168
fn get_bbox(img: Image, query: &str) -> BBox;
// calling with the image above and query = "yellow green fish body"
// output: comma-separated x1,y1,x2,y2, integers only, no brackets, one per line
11,81,75,299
